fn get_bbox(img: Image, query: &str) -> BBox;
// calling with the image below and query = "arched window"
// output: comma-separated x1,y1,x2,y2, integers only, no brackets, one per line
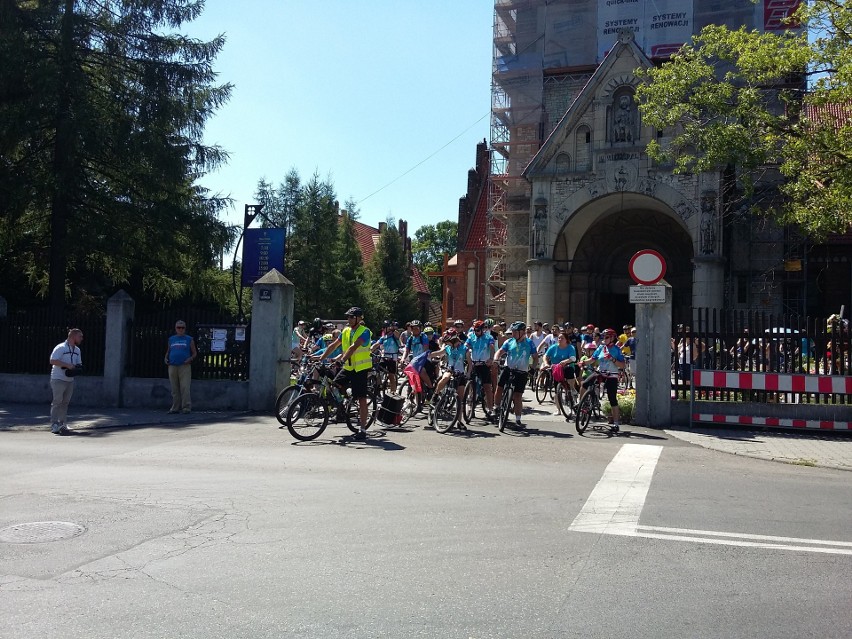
575,125,591,171
466,263,476,306
555,153,571,173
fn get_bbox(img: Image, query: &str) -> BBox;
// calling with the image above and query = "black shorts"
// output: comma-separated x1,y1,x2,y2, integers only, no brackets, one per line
379,358,398,376
423,358,436,380
334,368,369,399
472,363,492,386
583,374,619,405
447,371,467,389
498,368,528,394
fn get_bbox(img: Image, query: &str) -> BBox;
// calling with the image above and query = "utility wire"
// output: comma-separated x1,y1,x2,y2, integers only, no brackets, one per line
359,112,489,204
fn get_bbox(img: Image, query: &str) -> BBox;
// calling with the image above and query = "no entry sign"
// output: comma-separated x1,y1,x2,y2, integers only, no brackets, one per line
629,249,666,285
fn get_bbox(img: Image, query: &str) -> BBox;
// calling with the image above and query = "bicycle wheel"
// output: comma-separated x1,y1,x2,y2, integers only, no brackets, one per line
397,380,420,426
497,388,512,432
618,369,629,391
462,380,477,424
344,390,378,433
275,384,301,426
575,392,595,434
286,393,329,441
556,384,575,419
433,390,459,433
535,371,552,404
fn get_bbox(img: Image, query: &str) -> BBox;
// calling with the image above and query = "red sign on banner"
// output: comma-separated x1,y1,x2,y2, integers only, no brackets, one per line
764,0,801,31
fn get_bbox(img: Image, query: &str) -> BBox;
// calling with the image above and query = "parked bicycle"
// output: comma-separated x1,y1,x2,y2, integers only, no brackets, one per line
462,373,489,424
496,368,525,433
574,371,608,435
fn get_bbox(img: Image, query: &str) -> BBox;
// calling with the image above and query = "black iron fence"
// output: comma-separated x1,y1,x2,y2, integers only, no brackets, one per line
128,308,250,380
0,307,106,375
673,308,850,405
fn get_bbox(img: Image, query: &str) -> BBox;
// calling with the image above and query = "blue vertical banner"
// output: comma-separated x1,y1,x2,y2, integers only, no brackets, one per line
241,228,286,286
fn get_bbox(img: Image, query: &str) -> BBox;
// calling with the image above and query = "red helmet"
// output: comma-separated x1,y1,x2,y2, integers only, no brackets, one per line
602,328,617,338
472,320,485,330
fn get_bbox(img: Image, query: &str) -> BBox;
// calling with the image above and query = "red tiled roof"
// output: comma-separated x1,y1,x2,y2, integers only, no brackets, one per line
804,103,852,132
464,178,504,251
348,218,380,266
411,267,430,295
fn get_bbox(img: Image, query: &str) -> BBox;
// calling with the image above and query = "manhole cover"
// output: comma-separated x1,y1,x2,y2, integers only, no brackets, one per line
0,521,86,543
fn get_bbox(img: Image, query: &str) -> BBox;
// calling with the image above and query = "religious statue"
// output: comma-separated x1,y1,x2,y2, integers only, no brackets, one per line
533,205,548,258
611,94,636,144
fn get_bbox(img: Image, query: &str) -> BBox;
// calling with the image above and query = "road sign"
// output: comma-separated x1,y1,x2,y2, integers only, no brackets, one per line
629,249,666,285
629,285,666,304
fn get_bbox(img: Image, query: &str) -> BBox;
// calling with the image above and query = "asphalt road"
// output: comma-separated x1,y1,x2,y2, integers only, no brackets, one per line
2,407,850,639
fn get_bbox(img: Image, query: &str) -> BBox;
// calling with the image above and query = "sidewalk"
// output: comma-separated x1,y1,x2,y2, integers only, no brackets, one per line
0,403,251,432
2,402,850,471
665,426,852,471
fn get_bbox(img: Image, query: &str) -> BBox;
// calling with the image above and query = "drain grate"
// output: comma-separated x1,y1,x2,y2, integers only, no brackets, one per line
0,521,86,543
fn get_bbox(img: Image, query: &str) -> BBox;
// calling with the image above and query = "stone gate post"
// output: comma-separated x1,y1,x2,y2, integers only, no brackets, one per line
104,290,135,407
633,280,672,427
249,269,295,411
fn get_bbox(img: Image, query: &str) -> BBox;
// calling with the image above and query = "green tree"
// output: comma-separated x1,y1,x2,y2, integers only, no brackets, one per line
0,0,235,313
412,220,458,299
636,1,852,238
329,200,365,316
364,219,419,326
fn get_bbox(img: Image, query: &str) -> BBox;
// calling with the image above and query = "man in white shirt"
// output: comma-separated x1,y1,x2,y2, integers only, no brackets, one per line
48,328,83,435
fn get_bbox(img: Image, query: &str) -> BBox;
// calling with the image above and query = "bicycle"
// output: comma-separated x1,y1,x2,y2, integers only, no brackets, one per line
535,367,554,404
555,379,579,420
285,365,378,441
429,372,465,433
496,368,525,433
461,370,489,424
274,356,317,427
574,371,612,435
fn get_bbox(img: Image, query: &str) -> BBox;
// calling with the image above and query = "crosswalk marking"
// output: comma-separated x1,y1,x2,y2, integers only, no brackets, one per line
570,444,852,555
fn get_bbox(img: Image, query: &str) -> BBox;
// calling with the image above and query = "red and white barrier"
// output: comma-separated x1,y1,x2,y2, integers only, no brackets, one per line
690,369,852,431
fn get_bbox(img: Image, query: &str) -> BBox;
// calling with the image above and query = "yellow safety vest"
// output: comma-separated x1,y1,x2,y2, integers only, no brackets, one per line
341,324,372,372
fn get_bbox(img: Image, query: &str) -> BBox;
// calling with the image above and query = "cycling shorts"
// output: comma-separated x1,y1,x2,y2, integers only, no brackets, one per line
472,363,492,386
583,373,619,405
334,368,369,399
498,368,528,394
379,358,397,376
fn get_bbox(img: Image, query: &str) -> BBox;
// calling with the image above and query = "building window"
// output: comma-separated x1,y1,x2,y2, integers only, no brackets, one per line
466,263,476,306
555,153,571,173
576,125,591,171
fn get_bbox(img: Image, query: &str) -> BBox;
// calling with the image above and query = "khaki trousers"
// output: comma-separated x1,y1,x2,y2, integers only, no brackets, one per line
50,379,75,424
168,364,192,412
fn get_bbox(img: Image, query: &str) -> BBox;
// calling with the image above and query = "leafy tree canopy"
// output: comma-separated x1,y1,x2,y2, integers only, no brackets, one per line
412,220,458,299
636,1,852,238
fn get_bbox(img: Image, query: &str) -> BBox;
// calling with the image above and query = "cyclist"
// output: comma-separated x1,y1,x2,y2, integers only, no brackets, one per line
432,328,468,411
576,327,626,433
494,321,538,429
402,320,434,396
370,321,402,393
315,307,373,440
542,331,579,415
452,319,468,343
465,319,496,421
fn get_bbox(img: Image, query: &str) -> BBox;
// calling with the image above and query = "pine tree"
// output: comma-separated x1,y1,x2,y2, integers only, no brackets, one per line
330,203,365,317
0,0,234,313
364,220,419,326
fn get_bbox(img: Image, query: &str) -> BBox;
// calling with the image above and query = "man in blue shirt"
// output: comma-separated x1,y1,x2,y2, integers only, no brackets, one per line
465,320,496,420
164,320,197,414
495,321,538,429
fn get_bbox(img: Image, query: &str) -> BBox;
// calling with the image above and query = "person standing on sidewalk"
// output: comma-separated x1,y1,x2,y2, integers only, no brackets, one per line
49,328,83,435
165,320,197,414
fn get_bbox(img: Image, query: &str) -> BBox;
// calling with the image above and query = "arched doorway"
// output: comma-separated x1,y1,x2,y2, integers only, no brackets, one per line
554,202,693,328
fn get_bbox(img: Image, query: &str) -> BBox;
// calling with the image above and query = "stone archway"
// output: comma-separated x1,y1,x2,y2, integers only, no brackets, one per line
554,205,693,328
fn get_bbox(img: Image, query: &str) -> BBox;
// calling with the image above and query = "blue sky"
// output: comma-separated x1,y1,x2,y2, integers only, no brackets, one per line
187,1,494,246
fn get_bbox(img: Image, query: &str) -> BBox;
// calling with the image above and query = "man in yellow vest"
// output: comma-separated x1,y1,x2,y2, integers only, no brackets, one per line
317,307,373,440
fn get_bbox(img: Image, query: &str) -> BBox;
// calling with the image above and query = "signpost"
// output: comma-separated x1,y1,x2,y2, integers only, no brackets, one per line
241,228,286,287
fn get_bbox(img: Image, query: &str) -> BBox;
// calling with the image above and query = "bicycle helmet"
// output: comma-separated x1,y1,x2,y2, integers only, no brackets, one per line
322,333,333,341
509,321,526,332
312,317,322,331
472,320,485,330
483,318,494,328
345,307,363,317
423,326,435,334
602,328,617,339
410,320,422,327
444,328,459,341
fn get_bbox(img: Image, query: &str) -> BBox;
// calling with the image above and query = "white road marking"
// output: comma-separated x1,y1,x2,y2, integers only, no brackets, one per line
571,444,852,555
569,444,663,535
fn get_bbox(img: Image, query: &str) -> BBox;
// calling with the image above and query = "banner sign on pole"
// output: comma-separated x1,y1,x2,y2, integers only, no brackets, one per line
241,228,285,287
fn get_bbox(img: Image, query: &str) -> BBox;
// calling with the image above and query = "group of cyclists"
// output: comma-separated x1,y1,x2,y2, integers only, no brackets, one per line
291,307,638,439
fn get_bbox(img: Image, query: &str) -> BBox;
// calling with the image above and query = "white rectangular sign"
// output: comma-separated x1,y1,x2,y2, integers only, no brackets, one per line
629,285,666,304
598,0,694,60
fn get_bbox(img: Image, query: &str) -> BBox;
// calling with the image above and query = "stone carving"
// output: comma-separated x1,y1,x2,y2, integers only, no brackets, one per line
700,193,718,254
532,206,548,258
675,201,694,221
611,94,636,144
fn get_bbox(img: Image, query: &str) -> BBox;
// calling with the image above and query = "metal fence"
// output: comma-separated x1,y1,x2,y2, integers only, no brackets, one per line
673,308,850,405
0,308,106,375
128,308,250,380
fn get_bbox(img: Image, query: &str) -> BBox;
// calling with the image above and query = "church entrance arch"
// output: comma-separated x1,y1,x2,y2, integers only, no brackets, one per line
553,198,693,329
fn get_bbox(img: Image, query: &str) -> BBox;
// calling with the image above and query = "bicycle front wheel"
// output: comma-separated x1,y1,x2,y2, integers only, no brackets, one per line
286,393,329,441
433,390,459,433
462,380,476,424
535,372,552,404
574,392,593,434
397,380,420,426
275,384,300,426
497,390,512,432
556,384,575,419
